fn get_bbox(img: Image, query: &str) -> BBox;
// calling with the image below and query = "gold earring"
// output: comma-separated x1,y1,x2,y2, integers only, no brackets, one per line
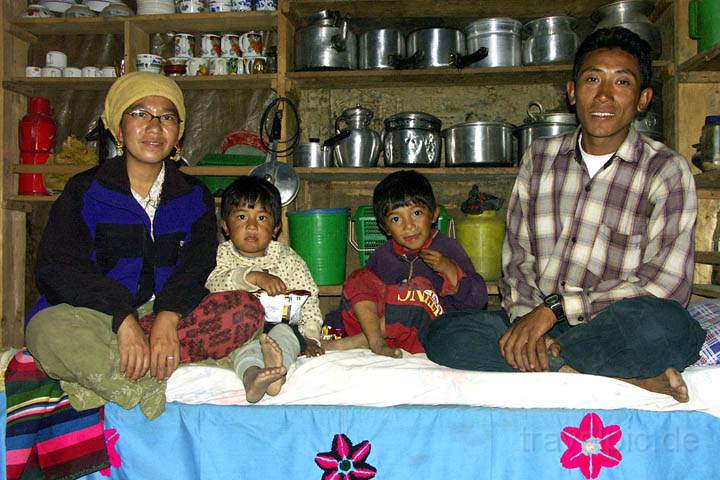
115,140,124,156
170,145,182,162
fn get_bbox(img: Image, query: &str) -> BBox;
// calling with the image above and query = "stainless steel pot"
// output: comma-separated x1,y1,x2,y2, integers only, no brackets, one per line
522,16,579,65
465,18,522,67
294,140,333,168
591,0,661,59
515,102,578,160
694,118,720,171
443,119,515,166
383,112,442,166
332,105,382,167
406,28,465,68
294,10,357,70
359,29,405,69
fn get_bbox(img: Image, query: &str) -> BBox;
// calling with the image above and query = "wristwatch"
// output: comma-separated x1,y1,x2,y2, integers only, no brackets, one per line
543,293,567,323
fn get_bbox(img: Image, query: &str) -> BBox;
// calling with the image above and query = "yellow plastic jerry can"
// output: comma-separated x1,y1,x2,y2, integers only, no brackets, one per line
456,210,506,282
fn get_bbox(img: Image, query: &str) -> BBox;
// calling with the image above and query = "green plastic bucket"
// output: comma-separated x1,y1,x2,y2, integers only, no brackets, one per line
287,208,349,286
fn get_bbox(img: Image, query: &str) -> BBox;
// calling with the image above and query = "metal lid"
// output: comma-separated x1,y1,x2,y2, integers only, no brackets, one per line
465,17,522,37
591,0,655,24
525,101,577,125
442,120,515,133
523,16,577,35
308,10,342,26
705,115,720,125
384,112,441,130
340,104,374,121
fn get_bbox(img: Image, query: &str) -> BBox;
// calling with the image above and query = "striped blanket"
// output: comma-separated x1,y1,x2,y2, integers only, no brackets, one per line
5,349,108,480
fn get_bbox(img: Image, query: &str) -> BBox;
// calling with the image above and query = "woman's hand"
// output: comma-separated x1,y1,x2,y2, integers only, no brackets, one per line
248,271,287,296
117,314,150,381
419,249,458,285
149,311,181,381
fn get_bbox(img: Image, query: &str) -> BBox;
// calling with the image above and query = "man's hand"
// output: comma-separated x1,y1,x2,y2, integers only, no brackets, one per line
499,304,556,372
419,249,458,285
149,311,181,381
117,314,150,381
247,271,286,296
303,338,325,357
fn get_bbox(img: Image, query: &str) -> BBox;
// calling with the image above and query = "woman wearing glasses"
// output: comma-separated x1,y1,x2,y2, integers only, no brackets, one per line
24,72,263,418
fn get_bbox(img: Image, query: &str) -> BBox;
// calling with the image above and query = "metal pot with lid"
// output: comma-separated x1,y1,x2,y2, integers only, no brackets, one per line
383,112,442,166
400,28,489,69
591,0,661,59
465,17,523,67
359,29,405,69
522,16,579,65
515,101,578,160
294,10,357,70
443,116,515,167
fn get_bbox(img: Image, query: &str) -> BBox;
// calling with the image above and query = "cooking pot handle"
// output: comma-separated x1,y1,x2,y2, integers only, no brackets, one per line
323,129,351,148
331,14,350,51
391,50,423,70
451,47,488,70
334,115,345,134
527,101,545,122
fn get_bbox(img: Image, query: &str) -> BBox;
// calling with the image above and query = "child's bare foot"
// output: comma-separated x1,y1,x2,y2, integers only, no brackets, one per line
242,365,287,403
322,334,368,351
260,333,285,396
621,368,689,403
369,339,402,359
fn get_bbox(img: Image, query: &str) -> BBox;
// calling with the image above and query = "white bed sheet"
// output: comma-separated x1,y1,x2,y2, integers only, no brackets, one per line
166,349,720,418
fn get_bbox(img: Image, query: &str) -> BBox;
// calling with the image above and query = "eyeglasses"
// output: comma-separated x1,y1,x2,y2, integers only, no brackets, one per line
125,109,183,127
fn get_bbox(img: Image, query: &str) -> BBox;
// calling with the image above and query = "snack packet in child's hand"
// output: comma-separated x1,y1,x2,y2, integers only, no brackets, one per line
255,290,310,325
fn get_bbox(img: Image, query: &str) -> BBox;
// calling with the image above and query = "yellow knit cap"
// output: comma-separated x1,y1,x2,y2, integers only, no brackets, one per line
102,72,186,142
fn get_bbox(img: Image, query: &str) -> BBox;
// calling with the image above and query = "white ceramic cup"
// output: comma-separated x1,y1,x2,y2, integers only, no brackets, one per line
25,66,42,77
46,51,68,69
176,0,206,13
62,67,82,77
41,67,62,77
100,66,117,77
209,56,229,75
239,31,263,57
221,34,241,57
186,57,209,76
231,0,251,11
174,33,195,58
255,0,277,11
135,54,164,73
208,0,232,12
200,34,221,58
82,66,100,77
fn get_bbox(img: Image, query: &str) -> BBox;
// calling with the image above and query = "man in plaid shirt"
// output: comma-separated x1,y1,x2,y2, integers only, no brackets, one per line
423,27,706,402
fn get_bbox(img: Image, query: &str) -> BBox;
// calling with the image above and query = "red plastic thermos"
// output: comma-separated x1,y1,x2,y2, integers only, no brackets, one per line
18,96,56,195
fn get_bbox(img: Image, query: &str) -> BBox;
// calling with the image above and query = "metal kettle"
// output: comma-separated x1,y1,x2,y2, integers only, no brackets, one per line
294,10,357,70
328,105,381,167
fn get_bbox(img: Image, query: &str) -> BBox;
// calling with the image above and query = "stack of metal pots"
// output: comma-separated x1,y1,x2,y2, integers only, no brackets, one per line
443,115,515,166
515,102,578,161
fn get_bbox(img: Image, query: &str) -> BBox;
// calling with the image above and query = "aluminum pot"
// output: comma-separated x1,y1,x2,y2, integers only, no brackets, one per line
294,10,357,70
633,111,664,141
694,116,720,171
465,18,522,67
522,16,579,65
591,0,661,59
515,102,577,160
406,28,465,68
359,29,405,69
294,140,333,168
383,112,442,166
332,105,382,167
443,119,515,166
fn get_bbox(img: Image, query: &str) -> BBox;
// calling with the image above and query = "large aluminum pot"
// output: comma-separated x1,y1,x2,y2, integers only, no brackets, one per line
406,28,465,68
522,16,579,65
591,0,661,59
383,112,442,166
359,29,405,69
295,10,357,70
465,18,522,67
515,102,577,160
443,120,515,166
294,140,333,168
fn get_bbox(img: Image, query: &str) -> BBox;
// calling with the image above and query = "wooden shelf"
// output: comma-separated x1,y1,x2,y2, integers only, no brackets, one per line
692,283,720,299
3,75,275,96
287,61,672,90
696,251,720,266
678,44,720,75
286,0,628,20
7,11,277,39
319,282,499,296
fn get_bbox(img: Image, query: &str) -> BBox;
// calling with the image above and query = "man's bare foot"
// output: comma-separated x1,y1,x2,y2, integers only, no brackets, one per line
322,334,368,351
260,334,285,396
621,368,689,403
242,365,287,403
369,340,402,359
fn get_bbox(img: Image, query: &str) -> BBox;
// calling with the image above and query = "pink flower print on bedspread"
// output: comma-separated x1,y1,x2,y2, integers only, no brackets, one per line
99,428,122,476
560,412,622,479
315,433,377,480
